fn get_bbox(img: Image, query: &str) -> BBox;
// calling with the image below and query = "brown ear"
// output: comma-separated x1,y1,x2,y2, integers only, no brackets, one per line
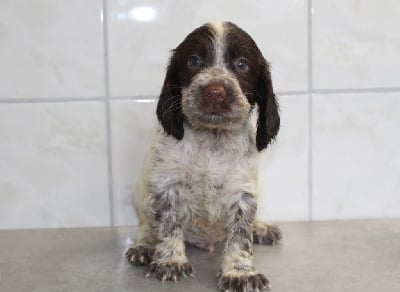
156,51,184,140
256,60,280,151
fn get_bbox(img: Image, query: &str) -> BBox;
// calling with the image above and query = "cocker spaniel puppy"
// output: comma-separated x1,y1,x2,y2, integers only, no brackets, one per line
126,21,281,292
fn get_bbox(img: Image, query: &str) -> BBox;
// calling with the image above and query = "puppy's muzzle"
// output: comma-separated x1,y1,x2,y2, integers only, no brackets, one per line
202,83,228,113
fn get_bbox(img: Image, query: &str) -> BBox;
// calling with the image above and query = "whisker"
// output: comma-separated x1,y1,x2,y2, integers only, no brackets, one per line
167,84,182,90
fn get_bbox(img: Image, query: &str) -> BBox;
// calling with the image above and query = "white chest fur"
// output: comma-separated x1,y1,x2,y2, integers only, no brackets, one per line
135,121,260,246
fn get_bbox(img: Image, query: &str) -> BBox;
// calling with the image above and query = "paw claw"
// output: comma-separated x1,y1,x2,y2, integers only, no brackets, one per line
253,223,282,246
126,245,153,266
218,273,270,292
146,261,194,282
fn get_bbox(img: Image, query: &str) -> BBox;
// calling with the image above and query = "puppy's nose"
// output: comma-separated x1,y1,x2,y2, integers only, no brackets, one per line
203,84,227,103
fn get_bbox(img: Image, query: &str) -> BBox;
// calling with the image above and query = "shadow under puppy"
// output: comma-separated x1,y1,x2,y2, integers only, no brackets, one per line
126,21,281,292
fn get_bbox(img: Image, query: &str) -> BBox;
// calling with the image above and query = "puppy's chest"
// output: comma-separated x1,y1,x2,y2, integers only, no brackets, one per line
176,148,257,245
177,152,234,235
180,150,233,198
175,146,252,219
154,129,258,220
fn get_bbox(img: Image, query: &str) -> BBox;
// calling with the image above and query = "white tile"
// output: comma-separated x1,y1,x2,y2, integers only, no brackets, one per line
312,93,400,220
108,0,307,97
0,102,109,229
110,99,157,226
0,0,104,99
313,0,400,89
258,95,309,222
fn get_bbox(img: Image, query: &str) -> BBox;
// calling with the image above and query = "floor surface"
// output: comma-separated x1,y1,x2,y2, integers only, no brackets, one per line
0,219,399,291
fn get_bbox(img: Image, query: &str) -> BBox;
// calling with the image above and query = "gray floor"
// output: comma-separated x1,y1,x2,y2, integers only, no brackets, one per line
0,219,399,292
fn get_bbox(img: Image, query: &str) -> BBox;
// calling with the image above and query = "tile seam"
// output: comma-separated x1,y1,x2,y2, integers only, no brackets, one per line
313,87,400,94
102,0,115,227
2,87,400,105
0,97,105,103
308,0,314,222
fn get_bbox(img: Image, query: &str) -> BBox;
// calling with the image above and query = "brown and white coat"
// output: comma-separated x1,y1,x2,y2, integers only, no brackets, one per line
126,21,281,292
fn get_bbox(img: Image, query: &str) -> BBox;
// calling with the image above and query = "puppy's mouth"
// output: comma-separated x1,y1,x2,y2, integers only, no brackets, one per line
180,69,252,131
182,90,251,130
196,112,233,124
196,94,233,119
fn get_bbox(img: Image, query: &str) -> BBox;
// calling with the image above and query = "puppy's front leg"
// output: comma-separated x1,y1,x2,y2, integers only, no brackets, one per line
146,187,193,282
219,192,270,292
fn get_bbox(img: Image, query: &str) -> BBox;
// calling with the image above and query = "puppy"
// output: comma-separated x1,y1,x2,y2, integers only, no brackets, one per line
126,21,281,292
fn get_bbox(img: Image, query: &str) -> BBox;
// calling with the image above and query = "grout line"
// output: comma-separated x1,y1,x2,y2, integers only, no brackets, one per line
110,90,310,99
109,91,311,100
1,87,400,105
102,0,115,227
0,97,105,104
110,95,158,101
276,90,308,96
313,87,400,94
307,0,313,222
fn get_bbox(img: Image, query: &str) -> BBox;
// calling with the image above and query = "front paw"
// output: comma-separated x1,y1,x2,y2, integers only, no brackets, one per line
125,245,153,265
218,272,270,292
146,261,194,282
253,224,282,246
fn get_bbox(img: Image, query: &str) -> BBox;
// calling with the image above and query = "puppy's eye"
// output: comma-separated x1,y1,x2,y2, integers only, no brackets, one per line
188,55,201,68
235,58,249,71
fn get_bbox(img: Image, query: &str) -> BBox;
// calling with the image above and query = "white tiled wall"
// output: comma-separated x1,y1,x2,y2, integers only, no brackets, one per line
0,102,109,228
313,0,400,89
0,0,105,99
107,0,307,96
0,0,399,229
312,93,400,220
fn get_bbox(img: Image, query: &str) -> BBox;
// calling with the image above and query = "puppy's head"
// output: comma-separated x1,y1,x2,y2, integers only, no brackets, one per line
156,21,279,151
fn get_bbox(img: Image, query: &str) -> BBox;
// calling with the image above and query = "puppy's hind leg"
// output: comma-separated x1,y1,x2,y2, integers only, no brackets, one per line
126,221,156,266
252,219,282,245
